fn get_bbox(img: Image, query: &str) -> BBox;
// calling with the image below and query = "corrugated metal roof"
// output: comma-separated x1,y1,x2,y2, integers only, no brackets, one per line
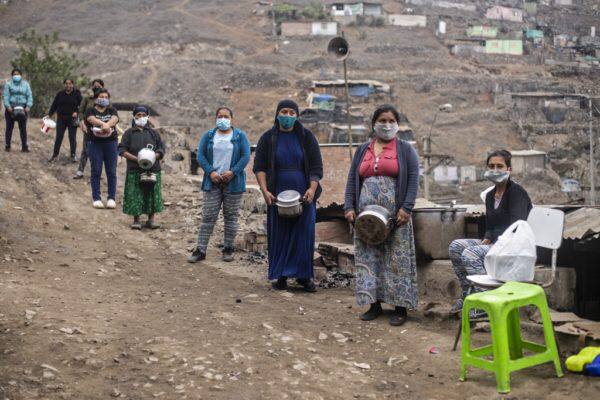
563,207,600,240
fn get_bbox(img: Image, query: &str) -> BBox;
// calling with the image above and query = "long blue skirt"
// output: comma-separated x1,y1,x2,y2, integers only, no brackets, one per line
267,169,315,280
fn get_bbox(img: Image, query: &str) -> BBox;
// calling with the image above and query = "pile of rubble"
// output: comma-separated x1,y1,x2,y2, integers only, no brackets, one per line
314,242,355,288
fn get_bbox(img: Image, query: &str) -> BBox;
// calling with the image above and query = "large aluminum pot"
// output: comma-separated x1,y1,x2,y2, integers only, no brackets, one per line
138,144,157,170
276,190,303,218
355,205,393,245
412,207,467,259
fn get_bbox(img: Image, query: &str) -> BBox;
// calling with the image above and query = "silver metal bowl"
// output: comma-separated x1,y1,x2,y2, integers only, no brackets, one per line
355,205,393,245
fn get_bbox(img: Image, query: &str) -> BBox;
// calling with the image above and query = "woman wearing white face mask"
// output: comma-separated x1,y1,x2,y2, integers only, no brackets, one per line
448,150,532,315
344,104,420,326
118,105,166,229
188,107,251,263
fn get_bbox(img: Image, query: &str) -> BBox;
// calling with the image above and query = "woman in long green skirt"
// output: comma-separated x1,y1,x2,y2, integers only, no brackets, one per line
118,105,166,229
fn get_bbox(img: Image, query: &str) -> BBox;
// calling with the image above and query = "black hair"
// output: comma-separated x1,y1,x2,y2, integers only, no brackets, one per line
371,104,401,127
486,150,512,168
11,68,22,76
216,106,233,118
64,78,74,84
91,78,105,87
94,88,110,99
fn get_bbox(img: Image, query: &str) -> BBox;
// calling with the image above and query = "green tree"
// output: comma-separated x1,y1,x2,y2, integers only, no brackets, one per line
10,30,89,117
301,2,326,20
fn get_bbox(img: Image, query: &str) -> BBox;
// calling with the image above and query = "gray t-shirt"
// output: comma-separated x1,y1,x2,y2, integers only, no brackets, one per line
213,132,234,174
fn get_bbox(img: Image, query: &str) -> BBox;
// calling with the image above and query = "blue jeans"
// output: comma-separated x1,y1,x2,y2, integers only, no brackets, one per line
87,140,118,201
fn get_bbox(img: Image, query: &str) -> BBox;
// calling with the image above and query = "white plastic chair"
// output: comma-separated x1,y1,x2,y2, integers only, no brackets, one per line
526,207,564,287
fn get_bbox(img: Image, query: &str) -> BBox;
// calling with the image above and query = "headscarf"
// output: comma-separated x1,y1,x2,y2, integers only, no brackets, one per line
133,105,149,116
274,99,299,122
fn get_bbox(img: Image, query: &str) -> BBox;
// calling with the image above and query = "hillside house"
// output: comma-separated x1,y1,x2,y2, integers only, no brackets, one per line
485,39,523,55
280,21,338,37
388,14,427,27
312,80,390,99
466,26,498,38
511,150,547,174
327,1,383,17
485,6,523,23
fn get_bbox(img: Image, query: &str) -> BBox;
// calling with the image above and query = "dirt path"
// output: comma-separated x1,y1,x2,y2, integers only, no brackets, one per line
0,132,598,399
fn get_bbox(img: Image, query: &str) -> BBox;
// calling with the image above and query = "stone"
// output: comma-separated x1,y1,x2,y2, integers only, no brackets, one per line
353,362,370,370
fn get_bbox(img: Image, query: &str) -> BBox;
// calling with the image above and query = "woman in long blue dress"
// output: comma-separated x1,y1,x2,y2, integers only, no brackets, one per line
253,100,323,292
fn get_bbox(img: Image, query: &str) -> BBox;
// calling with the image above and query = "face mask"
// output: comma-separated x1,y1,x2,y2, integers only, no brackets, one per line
216,117,231,131
12,75,22,83
96,98,110,107
484,169,510,184
135,116,148,127
277,115,297,130
374,122,399,141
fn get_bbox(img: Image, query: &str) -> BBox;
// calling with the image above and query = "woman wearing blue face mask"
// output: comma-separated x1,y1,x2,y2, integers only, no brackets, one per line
189,107,251,263
449,150,532,316
3,68,33,152
253,100,323,292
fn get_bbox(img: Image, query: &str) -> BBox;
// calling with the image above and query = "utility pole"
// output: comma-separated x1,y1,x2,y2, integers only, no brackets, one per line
590,97,596,205
423,136,431,200
343,57,353,162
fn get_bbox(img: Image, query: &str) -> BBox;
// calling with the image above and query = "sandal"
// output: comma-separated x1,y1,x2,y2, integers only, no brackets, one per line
130,222,142,230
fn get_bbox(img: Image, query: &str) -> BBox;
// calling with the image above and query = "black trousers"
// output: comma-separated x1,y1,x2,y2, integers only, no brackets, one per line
4,109,28,150
52,116,77,157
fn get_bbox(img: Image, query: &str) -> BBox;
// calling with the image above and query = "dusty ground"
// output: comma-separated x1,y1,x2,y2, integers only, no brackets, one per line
1,127,599,400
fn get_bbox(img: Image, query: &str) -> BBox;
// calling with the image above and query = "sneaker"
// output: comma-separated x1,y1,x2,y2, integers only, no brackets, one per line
4,146,10,152
48,156,57,163
360,302,383,321
106,199,116,209
187,248,206,263
21,147,29,153
71,154,77,163
93,200,105,209
222,247,234,262
73,170,84,179
145,219,161,229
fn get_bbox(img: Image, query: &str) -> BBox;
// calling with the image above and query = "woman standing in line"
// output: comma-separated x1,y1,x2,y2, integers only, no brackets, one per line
188,107,251,263
344,104,419,326
84,88,119,209
47,78,82,163
253,100,323,292
118,105,166,230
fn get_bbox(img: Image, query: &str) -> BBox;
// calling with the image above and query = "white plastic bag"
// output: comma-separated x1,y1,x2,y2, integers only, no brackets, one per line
484,220,537,282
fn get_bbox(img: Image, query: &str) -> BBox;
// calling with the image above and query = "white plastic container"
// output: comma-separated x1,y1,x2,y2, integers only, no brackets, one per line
40,116,56,134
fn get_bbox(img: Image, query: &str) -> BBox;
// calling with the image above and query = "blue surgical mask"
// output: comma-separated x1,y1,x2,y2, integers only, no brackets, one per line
277,115,297,130
96,98,110,107
12,75,22,83
216,117,231,131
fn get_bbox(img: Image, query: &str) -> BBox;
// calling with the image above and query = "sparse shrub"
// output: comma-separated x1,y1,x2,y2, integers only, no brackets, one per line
10,30,89,117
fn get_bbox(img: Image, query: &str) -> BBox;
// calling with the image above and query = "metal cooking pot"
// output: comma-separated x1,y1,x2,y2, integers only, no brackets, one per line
138,144,157,170
412,207,467,259
276,190,303,218
12,106,26,121
355,205,394,245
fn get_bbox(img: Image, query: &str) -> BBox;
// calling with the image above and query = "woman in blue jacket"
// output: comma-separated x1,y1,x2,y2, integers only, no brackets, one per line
188,107,251,263
3,68,33,152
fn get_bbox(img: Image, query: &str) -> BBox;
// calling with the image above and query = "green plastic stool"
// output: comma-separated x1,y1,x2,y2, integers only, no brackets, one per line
459,281,563,393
